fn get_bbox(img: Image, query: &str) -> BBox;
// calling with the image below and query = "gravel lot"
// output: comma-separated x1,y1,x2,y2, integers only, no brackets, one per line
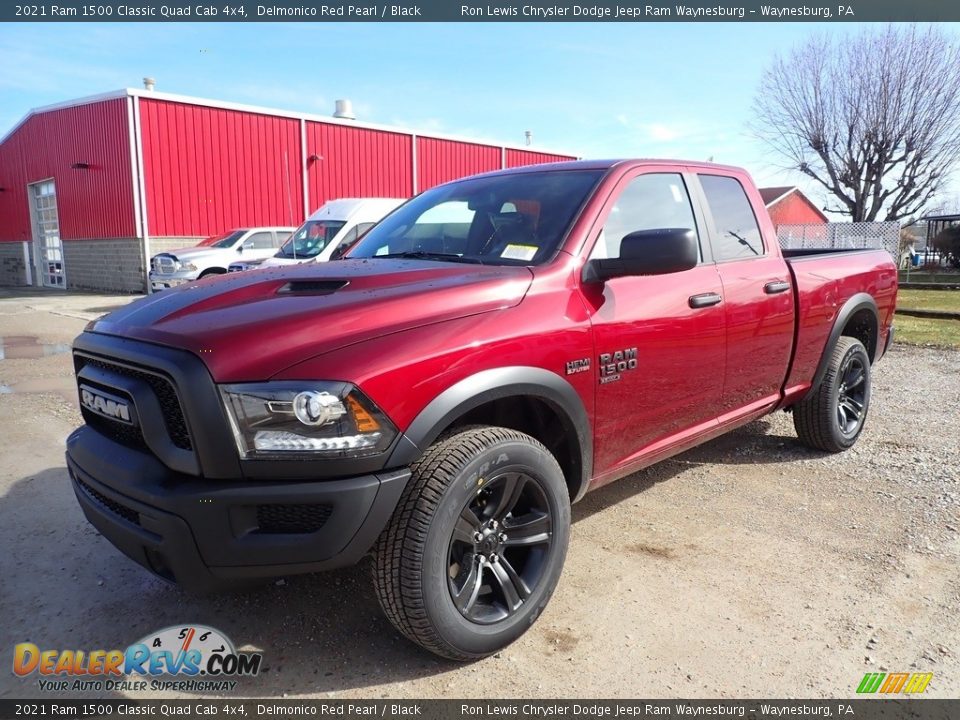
0,289,958,700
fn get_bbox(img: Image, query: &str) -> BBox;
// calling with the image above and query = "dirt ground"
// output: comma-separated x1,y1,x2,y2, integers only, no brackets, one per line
1,288,958,700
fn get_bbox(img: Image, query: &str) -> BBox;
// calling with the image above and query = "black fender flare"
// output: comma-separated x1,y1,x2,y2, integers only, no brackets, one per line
805,292,879,400
386,366,593,502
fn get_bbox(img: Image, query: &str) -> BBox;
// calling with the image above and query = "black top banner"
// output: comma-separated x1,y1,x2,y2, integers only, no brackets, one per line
0,699,958,720
3,0,960,22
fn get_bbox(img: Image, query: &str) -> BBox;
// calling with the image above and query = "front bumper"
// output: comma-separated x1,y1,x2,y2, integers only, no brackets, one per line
67,426,409,592
148,269,200,290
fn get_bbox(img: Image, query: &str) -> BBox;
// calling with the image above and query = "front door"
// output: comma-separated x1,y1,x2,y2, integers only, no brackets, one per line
583,170,727,476
29,180,64,288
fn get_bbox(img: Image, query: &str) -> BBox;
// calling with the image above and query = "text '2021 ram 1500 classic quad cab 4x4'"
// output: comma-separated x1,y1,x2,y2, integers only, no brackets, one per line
67,160,897,660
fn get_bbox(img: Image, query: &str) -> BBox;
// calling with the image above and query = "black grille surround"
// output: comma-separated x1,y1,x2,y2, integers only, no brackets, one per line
74,354,193,451
256,504,333,534
75,475,141,526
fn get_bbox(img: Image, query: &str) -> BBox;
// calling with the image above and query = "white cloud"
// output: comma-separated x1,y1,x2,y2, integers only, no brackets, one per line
643,123,681,142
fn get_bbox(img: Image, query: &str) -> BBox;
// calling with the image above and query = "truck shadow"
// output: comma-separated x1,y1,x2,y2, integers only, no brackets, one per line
573,417,829,522
1,468,464,701
2,419,826,698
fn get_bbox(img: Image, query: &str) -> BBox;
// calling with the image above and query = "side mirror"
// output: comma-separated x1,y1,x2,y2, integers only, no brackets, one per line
583,228,699,283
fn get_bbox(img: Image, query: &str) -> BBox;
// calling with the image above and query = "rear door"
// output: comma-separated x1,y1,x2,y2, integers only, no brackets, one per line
695,173,795,417
584,169,726,474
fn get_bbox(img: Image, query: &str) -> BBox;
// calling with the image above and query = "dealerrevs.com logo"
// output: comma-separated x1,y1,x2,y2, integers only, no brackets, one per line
13,625,262,693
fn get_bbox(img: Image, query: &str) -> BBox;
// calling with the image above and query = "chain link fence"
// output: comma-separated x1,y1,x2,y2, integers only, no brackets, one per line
776,222,902,260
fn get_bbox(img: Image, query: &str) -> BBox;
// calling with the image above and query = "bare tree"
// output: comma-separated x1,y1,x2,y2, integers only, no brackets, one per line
752,26,960,222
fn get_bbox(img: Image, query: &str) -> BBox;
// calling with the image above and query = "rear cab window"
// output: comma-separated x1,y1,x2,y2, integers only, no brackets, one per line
698,174,765,261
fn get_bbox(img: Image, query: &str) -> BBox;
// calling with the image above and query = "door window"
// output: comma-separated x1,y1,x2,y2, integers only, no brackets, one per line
589,173,700,260
243,232,276,250
30,180,64,287
698,174,764,261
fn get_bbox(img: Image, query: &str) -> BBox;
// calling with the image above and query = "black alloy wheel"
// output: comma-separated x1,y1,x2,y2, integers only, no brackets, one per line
447,470,554,624
373,426,570,660
836,352,868,436
794,336,872,452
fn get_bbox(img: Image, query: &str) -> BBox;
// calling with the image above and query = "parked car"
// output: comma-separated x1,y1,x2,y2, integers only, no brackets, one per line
149,227,295,290
67,159,896,661
228,199,404,272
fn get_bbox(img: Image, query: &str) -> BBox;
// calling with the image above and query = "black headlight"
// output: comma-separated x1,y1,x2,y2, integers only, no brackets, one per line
219,381,397,459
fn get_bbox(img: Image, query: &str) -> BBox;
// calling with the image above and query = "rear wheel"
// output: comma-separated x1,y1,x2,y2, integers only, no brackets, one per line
794,336,871,452
373,426,570,660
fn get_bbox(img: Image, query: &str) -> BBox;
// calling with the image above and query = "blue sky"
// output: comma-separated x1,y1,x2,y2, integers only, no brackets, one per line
0,22,941,207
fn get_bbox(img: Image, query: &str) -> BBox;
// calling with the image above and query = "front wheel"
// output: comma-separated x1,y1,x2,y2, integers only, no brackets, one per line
794,336,872,452
373,426,570,660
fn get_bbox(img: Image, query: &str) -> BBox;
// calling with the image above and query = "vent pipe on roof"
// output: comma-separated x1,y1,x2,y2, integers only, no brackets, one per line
143,77,156,91
333,99,356,120
524,130,533,146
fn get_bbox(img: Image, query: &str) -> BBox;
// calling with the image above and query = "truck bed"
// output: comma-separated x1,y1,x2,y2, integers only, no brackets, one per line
781,248,898,403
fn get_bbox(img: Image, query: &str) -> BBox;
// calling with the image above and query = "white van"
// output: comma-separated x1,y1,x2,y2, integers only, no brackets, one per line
149,226,295,290
228,198,405,272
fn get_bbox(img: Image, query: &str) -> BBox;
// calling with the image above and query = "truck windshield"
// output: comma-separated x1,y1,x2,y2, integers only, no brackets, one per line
200,230,247,248
276,221,347,258
346,170,603,265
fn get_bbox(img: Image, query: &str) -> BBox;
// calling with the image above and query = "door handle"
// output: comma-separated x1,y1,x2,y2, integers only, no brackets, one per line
688,292,722,308
764,280,791,294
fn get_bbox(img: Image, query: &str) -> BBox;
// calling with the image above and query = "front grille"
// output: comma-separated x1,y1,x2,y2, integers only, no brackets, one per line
76,476,141,526
152,256,177,275
84,410,146,449
75,355,193,451
256,504,332,534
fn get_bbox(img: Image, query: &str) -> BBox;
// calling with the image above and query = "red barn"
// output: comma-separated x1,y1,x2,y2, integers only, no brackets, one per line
0,89,576,293
759,186,828,229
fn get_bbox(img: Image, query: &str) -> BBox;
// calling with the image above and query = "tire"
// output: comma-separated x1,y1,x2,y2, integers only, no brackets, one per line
794,336,871,453
373,426,570,661
198,268,226,279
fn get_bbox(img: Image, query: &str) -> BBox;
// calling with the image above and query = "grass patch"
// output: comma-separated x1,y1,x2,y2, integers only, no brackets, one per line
897,289,960,312
894,314,960,348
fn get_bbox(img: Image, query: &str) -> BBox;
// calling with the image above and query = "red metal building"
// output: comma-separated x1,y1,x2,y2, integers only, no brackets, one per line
0,89,575,292
759,186,828,230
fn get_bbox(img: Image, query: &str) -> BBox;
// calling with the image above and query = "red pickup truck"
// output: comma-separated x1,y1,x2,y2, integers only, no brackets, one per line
67,160,897,660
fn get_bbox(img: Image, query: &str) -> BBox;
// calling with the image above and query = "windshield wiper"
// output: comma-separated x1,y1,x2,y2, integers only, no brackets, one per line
372,251,483,264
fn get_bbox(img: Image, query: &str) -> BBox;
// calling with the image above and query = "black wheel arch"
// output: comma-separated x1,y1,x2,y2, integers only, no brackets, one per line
387,367,592,503
804,292,879,401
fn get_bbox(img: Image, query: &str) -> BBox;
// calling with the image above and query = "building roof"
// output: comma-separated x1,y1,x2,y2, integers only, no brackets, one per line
758,186,795,205
921,213,960,221
0,87,578,157
758,185,829,222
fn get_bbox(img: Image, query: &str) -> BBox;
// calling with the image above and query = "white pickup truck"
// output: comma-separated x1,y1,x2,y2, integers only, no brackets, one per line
149,226,295,290
228,198,404,272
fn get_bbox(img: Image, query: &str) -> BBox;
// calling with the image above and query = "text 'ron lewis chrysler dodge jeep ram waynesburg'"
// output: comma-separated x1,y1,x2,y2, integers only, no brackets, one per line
67,160,897,660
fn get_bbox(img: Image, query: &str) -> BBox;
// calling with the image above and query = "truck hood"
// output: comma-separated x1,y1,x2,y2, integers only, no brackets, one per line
157,246,232,262
260,255,312,267
90,259,533,381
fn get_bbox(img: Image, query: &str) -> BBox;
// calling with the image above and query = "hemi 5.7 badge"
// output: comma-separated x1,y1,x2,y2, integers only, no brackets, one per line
599,348,638,384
